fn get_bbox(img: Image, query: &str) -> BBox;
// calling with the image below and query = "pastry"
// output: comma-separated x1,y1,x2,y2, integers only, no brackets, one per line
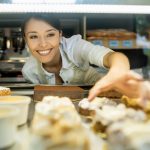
78,97,117,116
31,96,90,150
107,120,150,150
121,95,150,113
91,103,146,132
0,86,11,96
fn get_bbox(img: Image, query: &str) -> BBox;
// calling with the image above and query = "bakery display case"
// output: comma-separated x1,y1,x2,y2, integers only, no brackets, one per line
0,1,150,150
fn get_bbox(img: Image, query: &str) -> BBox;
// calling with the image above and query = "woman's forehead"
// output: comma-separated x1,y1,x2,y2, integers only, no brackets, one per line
25,18,55,32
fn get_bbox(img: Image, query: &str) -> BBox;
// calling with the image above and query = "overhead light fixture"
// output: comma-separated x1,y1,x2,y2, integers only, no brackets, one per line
12,0,76,4
0,4,150,14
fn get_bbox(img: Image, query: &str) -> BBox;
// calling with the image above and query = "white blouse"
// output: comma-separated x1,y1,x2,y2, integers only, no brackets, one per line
22,35,113,84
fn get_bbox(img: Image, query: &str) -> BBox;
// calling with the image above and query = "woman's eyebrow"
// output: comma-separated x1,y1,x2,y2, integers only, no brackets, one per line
27,31,37,34
46,29,57,32
26,29,56,35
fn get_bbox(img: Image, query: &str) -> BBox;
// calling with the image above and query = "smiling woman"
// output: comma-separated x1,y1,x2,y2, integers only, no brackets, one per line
22,17,61,65
21,14,130,87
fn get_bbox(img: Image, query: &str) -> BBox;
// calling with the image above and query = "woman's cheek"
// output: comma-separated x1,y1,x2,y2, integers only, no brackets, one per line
28,41,37,50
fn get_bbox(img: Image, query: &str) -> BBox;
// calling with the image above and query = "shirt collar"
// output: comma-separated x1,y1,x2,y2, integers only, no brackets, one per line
40,63,54,76
59,37,72,69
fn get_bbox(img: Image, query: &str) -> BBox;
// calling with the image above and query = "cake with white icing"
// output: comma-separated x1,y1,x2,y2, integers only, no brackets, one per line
92,103,146,132
107,120,150,150
31,96,90,150
78,97,117,116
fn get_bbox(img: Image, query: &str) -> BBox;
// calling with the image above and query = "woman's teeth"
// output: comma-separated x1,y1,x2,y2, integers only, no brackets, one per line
38,50,51,55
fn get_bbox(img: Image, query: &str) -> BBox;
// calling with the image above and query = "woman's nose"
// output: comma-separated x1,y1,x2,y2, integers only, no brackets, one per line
39,37,48,47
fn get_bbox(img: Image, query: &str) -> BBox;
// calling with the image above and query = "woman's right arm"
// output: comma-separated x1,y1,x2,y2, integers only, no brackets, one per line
88,71,150,102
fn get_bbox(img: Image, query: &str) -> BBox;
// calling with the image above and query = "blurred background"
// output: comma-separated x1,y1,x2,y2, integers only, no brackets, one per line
0,0,150,83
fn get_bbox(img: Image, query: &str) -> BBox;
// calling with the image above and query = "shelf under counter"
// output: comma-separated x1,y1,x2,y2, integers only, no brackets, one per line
0,77,27,83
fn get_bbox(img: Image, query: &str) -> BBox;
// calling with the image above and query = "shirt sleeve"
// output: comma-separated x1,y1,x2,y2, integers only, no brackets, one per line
69,35,114,68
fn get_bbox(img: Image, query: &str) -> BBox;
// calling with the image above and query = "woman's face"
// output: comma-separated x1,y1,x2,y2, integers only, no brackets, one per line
24,18,61,65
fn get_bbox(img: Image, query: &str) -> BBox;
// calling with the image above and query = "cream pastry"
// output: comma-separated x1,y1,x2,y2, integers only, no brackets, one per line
107,120,150,150
92,103,146,132
78,97,117,116
31,96,90,150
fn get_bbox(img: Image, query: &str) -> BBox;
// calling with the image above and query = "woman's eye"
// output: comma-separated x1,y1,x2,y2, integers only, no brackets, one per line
47,33,55,37
29,35,38,39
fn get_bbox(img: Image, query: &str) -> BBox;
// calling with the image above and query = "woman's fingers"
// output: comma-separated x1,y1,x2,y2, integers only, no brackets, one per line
124,71,143,81
88,88,101,101
88,78,114,101
88,71,143,101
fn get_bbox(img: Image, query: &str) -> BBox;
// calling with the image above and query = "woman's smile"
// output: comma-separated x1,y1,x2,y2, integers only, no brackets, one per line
37,48,53,56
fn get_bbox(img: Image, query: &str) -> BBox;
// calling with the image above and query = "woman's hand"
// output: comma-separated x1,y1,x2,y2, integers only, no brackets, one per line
88,71,143,101
139,81,150,107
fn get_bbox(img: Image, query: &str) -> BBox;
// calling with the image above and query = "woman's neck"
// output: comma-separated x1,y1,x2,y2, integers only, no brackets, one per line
43,56,62,74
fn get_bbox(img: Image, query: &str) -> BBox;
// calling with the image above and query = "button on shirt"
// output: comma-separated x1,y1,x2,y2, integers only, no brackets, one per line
22,35,113,84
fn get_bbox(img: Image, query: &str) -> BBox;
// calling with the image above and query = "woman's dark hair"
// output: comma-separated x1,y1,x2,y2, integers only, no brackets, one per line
21,13,61,36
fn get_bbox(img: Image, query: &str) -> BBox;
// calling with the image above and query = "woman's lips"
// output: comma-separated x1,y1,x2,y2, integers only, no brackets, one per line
37,49,52,56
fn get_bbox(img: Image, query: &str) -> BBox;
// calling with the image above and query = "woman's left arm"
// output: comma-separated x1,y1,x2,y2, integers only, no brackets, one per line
88,52,130,100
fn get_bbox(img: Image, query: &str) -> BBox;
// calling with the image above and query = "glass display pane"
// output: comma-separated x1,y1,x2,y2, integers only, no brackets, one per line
1,0,150,5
